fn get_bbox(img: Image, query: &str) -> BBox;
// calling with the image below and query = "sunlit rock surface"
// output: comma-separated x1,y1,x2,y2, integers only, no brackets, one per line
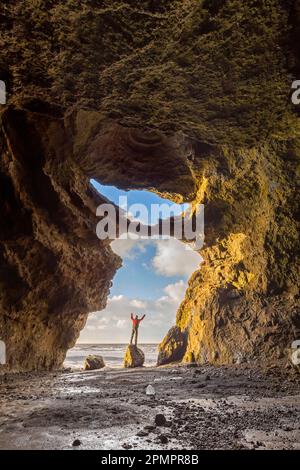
157,326,187,366
124,345,145,368
0,0,299,369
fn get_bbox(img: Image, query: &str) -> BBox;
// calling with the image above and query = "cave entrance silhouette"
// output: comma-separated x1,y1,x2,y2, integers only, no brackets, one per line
64,180,202,369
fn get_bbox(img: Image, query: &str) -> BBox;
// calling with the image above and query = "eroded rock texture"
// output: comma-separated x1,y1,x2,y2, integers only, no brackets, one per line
0,106,121,370
0,0,299,369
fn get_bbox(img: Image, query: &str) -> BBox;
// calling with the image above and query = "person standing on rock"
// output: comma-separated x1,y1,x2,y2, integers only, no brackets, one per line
130,313,145,346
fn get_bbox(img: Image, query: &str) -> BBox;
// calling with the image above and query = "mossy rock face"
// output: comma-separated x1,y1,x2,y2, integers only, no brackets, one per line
124,345,145,368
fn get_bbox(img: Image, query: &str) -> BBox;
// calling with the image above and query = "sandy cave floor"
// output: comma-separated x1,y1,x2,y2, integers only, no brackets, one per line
0,364,299,450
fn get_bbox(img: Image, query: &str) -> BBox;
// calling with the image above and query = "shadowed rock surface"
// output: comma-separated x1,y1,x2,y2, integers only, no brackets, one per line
83,355,105,371
0,106,123,370
0,0,299,370
124,345,145,368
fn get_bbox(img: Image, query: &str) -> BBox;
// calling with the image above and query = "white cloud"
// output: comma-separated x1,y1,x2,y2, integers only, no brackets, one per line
152,238,201,277
78,279,188,343
79,237,201,343
85,316,109,331
116,319,126,328
130,299,148,309
111,238,150,259
162,279,187,303
109,294,125,302
111,234,202,279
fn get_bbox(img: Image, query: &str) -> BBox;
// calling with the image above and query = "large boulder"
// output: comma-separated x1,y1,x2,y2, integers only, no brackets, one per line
157,326,187,366
124,345,145,368
83,354,105,371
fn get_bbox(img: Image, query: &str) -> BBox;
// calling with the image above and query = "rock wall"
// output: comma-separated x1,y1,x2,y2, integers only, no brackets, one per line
0,0,299,369
0,105,121,370
158,144,300,365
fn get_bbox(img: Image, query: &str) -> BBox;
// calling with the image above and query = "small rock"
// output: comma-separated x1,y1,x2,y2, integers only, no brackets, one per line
144,425,156,431
158,434,168,444
72,439,81,447
83,355,105,370
283,426,292,431
122,443,132,449
146,384,156,396
137,430,149,437
155,414,167,426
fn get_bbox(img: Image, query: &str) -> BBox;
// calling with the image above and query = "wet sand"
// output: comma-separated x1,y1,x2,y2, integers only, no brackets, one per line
0,364,299,450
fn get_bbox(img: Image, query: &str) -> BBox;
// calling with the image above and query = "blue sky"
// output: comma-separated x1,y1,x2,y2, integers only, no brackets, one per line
91,179,189,225
112,243,178,300
91,179,190,300
78,180,201,343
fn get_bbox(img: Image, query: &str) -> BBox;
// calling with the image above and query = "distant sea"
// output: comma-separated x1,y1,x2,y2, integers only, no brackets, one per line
64,343,159,369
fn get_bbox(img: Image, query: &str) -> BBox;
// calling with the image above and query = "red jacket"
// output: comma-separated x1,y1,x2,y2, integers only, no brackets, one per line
131,313,145,327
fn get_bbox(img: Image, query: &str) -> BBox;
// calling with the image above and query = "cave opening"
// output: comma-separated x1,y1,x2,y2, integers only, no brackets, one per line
65,179,202,369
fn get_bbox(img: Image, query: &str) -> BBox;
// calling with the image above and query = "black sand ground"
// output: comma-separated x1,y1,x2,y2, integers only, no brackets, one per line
0,364,299,450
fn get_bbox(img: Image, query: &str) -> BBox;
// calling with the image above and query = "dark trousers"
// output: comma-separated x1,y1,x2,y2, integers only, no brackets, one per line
130,327,138,346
